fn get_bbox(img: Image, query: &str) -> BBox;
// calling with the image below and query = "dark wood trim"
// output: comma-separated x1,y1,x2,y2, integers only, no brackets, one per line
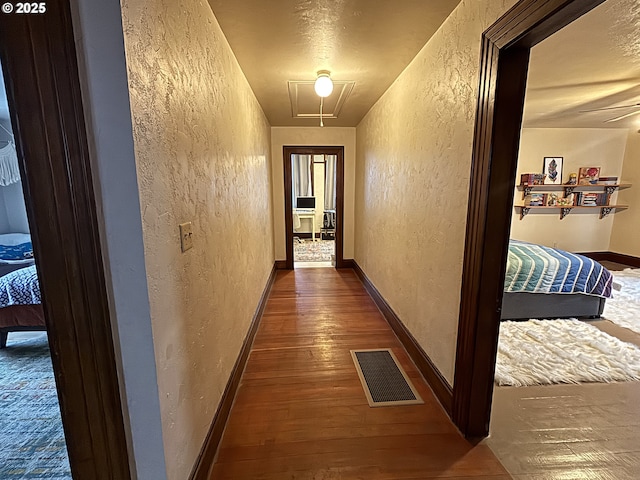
580,251,640,268
352,261,453,413
454,0,607,439
339,259,355,269
0,2,133,478
283,146,345,269
189,263,278,480
275,260,288,270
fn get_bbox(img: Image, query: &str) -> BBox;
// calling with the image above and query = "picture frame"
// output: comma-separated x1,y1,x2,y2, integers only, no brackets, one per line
578,166,601,185
528,193,546,206
543,156,563,185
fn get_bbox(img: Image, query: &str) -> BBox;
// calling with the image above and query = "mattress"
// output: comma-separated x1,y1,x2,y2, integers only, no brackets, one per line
505,240,613,298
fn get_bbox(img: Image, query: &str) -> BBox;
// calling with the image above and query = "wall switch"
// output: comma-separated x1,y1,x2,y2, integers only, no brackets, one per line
179,222,193,252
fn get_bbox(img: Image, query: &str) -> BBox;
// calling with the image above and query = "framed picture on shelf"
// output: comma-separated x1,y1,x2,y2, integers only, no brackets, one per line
528,193,546,206
543,157,563,185
578,166,601,185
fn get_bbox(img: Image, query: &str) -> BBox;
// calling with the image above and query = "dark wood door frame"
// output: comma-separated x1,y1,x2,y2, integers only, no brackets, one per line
0,3,131,478
283,146,345,269
452,0,606,438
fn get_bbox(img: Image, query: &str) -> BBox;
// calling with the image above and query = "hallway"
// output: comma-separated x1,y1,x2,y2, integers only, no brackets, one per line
211,268,508,479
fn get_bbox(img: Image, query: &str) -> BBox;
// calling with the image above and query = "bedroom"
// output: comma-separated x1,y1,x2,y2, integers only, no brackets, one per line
0,62,71,477
486,0,640,476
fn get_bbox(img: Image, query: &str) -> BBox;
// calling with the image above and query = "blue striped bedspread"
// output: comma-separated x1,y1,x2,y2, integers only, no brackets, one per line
505,240,613,298
0,264,41,308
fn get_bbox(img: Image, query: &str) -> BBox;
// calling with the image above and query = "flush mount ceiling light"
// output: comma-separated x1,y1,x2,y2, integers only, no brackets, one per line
314,70,334,127
314,70,334,97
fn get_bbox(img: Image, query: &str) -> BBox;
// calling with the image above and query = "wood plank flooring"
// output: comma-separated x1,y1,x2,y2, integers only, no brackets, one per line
211,268,509,479
486,263,640,479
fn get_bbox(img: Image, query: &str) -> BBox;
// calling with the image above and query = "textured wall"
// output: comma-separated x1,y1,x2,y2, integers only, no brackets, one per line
611,132,640,257
354,0,517,384
271,127,356,260
511,128,628,252
121,0,274,478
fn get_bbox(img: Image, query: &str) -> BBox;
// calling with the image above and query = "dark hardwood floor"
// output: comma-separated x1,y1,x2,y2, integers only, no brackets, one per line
211,268,509,479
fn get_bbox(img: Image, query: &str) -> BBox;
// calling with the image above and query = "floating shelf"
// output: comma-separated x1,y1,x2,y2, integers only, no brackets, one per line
518,182,631,199
514,204,628,219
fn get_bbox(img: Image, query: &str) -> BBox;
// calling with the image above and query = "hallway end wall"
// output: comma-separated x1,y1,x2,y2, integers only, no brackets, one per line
271,127,356,261
355,0,517,385
121,1,274,479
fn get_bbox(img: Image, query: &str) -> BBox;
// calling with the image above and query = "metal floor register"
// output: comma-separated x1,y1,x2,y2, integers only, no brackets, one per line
351,349,424,407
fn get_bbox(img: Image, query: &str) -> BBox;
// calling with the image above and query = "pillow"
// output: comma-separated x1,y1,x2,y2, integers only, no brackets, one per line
0,241,34,260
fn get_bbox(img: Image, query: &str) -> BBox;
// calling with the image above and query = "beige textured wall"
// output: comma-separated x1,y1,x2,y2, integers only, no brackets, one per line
121,1,274,478
271,127,356,260
511,128,628,252
354,0,517,385
611,132,640,257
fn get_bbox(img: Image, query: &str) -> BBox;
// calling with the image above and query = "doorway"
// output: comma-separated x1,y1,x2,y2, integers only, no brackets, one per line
0,4,131,478
0,57,72,477
452,0,608,437
283,146,345,269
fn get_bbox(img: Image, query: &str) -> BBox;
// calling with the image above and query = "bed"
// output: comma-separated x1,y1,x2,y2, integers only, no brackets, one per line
0,233,35,277
501,240,613,320
0,233,43,348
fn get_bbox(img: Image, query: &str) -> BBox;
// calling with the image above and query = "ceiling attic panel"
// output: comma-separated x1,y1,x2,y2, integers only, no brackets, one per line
207,0,462,127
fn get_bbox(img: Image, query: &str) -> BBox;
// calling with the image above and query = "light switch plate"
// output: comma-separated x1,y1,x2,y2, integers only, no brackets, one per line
179,222,193,252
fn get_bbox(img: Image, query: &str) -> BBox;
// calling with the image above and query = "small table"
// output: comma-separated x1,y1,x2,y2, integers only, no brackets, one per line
294,209,316,242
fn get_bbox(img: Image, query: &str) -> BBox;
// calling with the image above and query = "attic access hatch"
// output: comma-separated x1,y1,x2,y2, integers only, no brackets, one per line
287,80,355,120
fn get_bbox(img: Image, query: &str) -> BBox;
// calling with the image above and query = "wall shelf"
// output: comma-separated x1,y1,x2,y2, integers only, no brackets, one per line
518,182,631,199
515,181,631,219
514,204,628,219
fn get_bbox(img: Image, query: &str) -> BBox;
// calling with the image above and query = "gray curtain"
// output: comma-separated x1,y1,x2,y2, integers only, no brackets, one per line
324,155,336,210
292,154,312,206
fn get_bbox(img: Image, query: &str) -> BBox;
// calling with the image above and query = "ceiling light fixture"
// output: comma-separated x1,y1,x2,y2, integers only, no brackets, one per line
314,70,333,97
314,70,334,127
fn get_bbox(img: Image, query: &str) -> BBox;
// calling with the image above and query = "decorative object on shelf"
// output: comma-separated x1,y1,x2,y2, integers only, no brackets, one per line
567,172,577,185
521,173,545,185
599,176,618,185
578,166,601,185
558,194,574,206
515,182,631,219
543,156,563,185
529,193,546,206
576,192,609,206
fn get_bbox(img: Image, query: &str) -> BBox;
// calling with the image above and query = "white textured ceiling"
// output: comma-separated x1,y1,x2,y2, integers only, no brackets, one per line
206,0,462,127
207,0,640,130
524,0,640,130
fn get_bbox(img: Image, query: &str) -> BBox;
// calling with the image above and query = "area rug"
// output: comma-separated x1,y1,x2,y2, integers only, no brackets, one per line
0,333,72,479
602,268,640,335
495,318,640,386
293,239,335,262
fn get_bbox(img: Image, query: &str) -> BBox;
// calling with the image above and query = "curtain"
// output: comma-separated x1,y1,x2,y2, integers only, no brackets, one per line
292,154,312,205
0,142,20,186
324,154,336,210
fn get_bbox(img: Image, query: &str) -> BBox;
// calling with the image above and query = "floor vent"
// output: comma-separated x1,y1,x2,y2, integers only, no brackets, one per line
351,349,423,407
